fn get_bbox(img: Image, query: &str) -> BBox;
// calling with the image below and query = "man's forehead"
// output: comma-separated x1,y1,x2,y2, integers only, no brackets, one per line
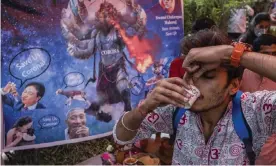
25,86,37,91
26,121,33,126
68,109,85,117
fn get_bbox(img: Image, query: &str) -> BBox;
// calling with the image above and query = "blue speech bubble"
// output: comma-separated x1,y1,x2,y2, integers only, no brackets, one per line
63,72,85,88
9,48,51,87
38,114,60,129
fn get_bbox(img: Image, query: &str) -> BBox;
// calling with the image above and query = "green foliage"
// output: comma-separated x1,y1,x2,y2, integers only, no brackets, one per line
184,0,254,35
271,26,276,36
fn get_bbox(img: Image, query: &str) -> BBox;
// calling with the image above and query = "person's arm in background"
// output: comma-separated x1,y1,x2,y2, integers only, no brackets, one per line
1,82,17,107
5,130,22,148
114,77,190,144
245,5,254,17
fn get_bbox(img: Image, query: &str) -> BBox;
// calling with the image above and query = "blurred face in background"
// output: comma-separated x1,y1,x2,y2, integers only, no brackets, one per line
162,0,173,9
254,21,271,37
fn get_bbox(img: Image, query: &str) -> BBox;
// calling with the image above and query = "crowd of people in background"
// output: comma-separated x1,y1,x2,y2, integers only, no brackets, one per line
171,0,276,91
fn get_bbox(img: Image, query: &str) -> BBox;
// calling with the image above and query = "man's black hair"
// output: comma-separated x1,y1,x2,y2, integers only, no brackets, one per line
252,12,271,26
181,28,244,84
253,34,276,52
25,82,45,98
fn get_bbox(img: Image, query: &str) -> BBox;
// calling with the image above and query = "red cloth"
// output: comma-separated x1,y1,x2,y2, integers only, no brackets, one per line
240,69,276,92
169,57,185,78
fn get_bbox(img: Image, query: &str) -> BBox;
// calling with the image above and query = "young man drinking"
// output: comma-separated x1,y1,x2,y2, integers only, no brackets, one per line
113,29,276,165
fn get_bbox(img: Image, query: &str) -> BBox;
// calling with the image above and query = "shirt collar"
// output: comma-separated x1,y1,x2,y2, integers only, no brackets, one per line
194,101,232,132
26,103,38,110
65,128,70,140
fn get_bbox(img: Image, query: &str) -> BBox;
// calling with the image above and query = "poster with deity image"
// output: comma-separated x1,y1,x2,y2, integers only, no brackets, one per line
1,0,184,151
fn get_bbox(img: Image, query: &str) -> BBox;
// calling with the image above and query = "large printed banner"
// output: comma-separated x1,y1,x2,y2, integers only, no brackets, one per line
1,0,184,151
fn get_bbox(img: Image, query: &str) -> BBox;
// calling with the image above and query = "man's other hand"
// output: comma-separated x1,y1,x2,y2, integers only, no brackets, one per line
141,77,192,113
182,45,233,79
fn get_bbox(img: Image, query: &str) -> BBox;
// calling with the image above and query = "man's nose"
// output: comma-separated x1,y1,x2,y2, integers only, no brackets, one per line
73,118,81,125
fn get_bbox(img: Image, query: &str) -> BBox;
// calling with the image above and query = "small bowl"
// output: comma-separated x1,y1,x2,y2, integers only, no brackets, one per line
123,157,138,165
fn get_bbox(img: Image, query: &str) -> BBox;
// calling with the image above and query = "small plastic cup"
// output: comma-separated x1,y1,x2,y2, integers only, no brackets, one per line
183,85,200,109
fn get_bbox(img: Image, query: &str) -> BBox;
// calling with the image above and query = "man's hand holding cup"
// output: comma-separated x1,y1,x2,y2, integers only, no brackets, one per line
139,77,200,114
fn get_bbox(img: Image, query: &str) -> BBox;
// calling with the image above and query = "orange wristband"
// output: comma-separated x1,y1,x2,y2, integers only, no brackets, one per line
231,42,252,67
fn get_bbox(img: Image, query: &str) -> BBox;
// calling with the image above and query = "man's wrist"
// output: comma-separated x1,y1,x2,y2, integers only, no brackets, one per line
221,45,233,64
137,102,152,117
240,51,251,67
0,88,8,95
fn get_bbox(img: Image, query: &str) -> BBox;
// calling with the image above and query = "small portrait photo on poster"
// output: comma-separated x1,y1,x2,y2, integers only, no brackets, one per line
1,82,46,111
65,108,89,140
5,116,36,148
159,0,175,14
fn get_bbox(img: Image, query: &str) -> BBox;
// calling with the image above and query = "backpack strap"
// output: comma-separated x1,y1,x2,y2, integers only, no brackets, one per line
232,90,255,165
169,107,187,145
173,108,187,131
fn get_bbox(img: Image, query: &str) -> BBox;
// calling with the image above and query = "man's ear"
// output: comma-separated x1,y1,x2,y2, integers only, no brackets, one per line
228,78,240,95
36,96,41,102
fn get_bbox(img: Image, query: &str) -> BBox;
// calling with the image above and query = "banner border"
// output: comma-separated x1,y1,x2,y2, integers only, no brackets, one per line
2,131,112,152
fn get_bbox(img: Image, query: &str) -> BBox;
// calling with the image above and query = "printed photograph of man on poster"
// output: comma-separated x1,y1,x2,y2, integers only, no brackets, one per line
1,82,46,111
65,108,89,140
159,0,175,14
